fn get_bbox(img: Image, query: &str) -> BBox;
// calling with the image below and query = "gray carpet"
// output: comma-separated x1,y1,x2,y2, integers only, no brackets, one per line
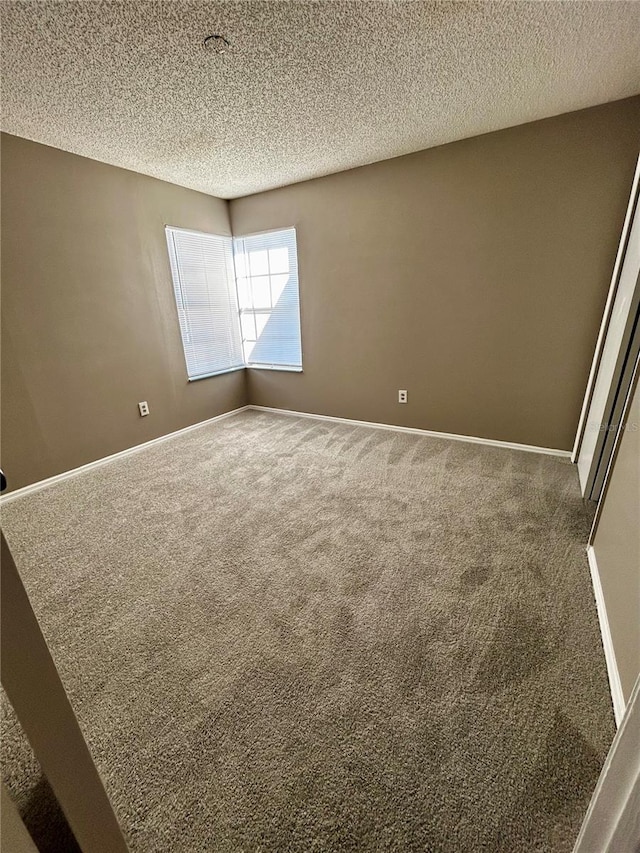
1,410,614,852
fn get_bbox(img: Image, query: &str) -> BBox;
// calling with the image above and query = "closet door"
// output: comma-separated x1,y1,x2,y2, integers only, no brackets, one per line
575,158,640,501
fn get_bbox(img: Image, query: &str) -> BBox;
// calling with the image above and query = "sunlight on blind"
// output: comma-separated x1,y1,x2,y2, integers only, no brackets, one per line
233,228,302,370
166,227,244,380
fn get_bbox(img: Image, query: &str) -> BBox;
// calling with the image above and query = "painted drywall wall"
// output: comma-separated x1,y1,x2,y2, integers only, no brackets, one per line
231,97,640,450
1,784,38,853
1,133,247,490
592,370,640,704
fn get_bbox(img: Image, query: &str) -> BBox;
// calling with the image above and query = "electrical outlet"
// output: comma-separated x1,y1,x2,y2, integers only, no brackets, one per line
138,401,150,417
398,390,408,404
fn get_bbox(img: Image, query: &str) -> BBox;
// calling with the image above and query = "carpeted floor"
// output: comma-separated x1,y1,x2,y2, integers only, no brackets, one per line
1,410,614,852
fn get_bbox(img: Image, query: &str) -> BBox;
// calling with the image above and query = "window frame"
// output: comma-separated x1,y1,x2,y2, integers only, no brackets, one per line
232,226,303,373
166,224,303,381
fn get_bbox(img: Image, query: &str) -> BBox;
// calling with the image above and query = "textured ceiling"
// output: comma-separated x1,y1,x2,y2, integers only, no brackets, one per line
1,1,639,199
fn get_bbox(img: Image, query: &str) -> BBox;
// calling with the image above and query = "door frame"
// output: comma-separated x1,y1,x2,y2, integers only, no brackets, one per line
573,675,640,853
572,154,640,466
1,532,129,853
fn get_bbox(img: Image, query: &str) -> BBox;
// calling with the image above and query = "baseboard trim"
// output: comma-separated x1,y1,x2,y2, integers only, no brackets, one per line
248,406,572,458
0,404,572,504
586,545,626,727
0,406,250,505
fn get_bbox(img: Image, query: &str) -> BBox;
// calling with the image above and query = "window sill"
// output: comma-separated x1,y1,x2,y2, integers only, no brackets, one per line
188,365,246,382
188,364,303,381
246,365,303,373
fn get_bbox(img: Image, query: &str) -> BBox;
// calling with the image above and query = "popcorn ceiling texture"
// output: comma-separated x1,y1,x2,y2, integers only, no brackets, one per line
1,0,639,199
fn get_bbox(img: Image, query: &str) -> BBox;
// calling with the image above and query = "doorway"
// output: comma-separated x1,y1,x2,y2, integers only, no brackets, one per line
574,155,640,501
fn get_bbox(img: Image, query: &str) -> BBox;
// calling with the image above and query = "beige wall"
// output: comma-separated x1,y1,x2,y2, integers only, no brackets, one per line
1,134,247,491
592,368,640,704
2,99,639,490
1,785,38,853
231,97,640,450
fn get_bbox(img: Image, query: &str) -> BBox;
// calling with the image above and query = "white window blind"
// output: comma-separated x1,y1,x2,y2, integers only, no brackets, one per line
233,228,302,370
165,227,244,380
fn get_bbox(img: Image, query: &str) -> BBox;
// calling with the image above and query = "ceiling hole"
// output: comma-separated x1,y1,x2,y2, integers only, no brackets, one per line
204,34,231,54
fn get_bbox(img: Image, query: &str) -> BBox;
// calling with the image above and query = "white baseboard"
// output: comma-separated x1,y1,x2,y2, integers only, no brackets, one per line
0,403,571,505
248,405,572,458
0,406,250,505
586,546,626,727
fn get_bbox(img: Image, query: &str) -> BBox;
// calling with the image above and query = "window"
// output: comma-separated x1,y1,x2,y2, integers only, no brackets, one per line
233,228,302,371
166,225,302,379
166,227,244,380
